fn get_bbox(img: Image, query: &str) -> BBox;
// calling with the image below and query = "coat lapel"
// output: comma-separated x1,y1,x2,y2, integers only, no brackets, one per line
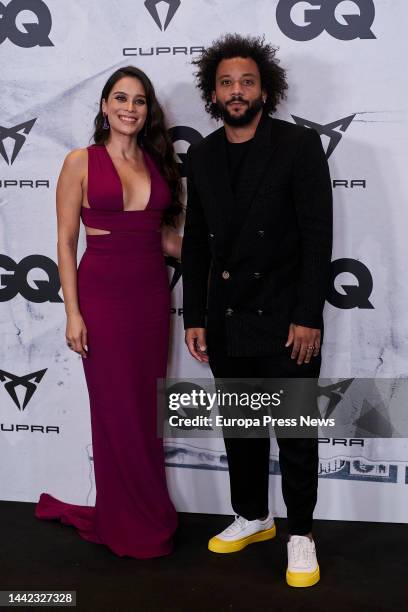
205,127,235,259
204,112,280,262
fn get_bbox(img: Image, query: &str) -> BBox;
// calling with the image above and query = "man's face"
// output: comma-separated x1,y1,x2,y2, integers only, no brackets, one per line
212,57,265,127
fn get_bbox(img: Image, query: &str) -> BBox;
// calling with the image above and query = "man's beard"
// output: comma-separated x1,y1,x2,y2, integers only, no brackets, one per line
216,95,264,127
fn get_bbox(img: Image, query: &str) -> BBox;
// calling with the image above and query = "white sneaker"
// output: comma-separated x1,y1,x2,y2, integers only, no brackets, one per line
286,535,320,587
208,512,276,553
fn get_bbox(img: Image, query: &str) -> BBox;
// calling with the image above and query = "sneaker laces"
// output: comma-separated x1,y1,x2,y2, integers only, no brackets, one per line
290,537,313,567
223,515,249,536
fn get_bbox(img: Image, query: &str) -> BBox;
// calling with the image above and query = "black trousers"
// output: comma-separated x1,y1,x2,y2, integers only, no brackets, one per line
208,330,320,536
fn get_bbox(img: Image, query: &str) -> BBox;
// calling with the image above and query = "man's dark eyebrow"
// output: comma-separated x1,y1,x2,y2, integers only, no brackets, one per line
217,73,257,79
112,90,146,97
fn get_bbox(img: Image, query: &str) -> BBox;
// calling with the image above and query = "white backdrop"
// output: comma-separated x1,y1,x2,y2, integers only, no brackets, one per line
1,0,408,523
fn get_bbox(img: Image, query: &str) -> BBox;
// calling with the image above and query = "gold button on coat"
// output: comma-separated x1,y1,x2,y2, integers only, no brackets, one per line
222,271,230,280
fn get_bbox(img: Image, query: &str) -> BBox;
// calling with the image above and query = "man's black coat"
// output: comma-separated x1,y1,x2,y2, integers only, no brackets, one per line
181,111,333,356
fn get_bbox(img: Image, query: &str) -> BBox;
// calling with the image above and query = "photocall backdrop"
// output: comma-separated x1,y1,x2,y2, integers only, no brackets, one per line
1,0,407,523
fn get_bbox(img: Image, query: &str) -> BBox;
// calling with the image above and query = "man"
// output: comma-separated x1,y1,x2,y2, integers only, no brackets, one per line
181,34,332,587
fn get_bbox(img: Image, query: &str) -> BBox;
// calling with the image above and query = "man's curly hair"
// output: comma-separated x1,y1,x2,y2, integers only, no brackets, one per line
192,33,288,120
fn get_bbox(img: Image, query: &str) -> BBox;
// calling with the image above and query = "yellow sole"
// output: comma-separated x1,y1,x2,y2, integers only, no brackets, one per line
286,565,320,588
208,524,276,553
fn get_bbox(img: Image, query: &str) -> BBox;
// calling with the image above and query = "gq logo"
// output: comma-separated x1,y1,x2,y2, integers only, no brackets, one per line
276,0,376,41
168,126,203,177
328,258,374,309
0,0,53,47
0,254,62,302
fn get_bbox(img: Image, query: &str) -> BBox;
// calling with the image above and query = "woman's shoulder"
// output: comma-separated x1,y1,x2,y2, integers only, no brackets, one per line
59,148,92,183
63,147,88,168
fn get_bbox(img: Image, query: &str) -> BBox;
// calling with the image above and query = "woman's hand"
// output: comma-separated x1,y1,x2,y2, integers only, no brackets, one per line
66,312,88,358
161,226,182,261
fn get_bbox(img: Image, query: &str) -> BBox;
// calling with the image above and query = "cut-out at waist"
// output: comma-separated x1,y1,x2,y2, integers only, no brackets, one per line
85,226,111,235
84,226,161,236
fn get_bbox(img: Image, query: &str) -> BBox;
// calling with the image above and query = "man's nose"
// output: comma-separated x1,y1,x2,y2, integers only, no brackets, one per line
231,80,243,95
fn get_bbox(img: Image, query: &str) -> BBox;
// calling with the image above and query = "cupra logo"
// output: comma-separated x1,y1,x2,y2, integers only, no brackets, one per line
144,0,181,31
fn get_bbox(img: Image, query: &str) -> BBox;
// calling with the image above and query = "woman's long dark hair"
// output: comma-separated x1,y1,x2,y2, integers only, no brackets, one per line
93,66,183,227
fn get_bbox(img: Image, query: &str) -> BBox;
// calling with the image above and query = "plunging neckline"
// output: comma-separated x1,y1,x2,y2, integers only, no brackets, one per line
103,144,152,212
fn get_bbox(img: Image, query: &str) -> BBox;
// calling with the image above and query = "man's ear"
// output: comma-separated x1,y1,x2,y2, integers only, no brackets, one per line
262,90,267,103
211,91,216,104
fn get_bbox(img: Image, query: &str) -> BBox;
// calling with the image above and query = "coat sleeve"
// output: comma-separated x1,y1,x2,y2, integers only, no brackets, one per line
291,128,333,329
181,145,211,329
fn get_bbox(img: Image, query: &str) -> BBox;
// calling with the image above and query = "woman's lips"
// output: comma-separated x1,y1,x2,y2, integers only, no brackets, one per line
118,115,137,123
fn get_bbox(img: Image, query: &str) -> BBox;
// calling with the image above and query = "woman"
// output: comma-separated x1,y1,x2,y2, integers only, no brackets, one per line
35,66,182,558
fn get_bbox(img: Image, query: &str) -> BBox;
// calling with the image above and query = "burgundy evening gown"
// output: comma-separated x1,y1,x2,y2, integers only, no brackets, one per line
35,144,178,558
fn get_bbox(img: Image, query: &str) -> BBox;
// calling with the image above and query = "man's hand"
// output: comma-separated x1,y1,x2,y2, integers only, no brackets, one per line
185,327,209,363
285,323,321,365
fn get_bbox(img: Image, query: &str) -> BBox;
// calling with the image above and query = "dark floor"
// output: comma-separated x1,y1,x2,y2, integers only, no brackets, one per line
1,501,407,611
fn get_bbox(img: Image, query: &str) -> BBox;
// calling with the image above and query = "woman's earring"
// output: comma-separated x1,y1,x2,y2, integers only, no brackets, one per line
102,113,110,130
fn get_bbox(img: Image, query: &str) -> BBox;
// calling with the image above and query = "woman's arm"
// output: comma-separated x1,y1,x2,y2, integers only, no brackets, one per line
161,224,182,261
56,149,88,358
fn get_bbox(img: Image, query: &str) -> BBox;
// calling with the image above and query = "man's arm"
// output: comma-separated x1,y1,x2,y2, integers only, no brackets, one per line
181,145,211,330
291,128,333,329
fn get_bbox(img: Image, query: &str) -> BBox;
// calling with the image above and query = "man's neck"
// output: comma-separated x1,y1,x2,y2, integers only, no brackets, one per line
224,109,264,143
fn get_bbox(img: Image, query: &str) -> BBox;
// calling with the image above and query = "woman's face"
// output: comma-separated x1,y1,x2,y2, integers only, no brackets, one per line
102,76,148,137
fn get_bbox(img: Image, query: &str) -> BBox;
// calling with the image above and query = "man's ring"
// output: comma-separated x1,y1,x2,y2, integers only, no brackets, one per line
307,345,314,350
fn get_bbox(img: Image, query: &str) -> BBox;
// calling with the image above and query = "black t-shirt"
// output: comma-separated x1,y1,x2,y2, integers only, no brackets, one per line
224,136,253,257
225,137,252,197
